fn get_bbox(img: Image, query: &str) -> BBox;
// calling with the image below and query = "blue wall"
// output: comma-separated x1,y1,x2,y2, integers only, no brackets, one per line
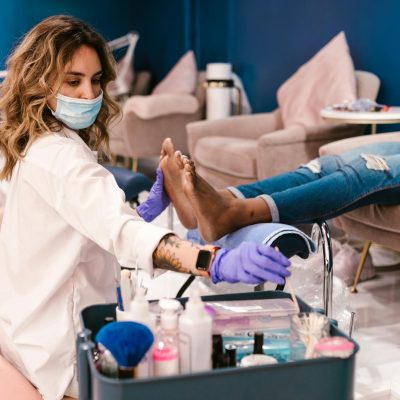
228,0,400,115
1,0,400,123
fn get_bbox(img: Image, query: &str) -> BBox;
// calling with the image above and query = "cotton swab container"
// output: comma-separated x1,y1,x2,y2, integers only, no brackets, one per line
290,312,330,360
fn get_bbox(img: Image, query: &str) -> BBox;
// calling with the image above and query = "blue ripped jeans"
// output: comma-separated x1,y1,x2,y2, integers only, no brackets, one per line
230,142,400,224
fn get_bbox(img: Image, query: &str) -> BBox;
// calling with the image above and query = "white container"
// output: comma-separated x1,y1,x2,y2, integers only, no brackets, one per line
128,288,156,331
179,293,212,373
206,63,233,120
240,354,277,367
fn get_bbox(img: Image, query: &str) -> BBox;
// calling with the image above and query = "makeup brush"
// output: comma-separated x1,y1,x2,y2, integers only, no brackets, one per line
96,321,154,377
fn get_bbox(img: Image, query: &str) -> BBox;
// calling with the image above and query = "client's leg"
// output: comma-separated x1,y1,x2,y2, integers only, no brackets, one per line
181,158,271,242
267,152,400,224
180,149,400,238
234,141,400,198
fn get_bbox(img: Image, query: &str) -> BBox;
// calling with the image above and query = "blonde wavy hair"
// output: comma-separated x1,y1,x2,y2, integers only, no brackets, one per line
0,15,120,180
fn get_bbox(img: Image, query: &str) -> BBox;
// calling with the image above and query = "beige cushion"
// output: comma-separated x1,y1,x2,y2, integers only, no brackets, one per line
194,137,257,178
152,50,197,95
124,94,199,119
336,204,400,235
277,31,356,128
334,204,400,251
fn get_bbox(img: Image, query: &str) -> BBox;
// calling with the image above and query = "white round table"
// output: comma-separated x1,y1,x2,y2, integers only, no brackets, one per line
320,106,400,134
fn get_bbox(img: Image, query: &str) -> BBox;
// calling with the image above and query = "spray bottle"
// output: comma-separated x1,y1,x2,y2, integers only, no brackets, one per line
179,289,212,373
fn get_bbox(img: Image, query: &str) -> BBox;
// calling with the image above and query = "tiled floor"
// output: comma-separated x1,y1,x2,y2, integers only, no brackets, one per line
350,266,400,400
148,204,400,400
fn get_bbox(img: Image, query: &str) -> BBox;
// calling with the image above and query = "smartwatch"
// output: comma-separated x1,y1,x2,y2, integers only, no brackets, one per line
195,246,220,276
196,250,213,272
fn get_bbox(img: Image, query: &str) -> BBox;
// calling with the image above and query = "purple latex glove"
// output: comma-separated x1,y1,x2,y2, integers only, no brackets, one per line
210,242,291,285
136,168,170,222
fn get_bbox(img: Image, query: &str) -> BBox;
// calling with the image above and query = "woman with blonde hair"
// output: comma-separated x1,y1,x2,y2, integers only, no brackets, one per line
0,15,290,399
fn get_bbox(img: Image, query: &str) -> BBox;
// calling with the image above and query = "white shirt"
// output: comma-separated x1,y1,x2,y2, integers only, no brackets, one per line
0,154,8,207
0,128,171,400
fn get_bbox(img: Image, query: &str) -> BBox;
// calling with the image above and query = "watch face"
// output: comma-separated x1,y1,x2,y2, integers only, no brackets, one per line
196,250,212,271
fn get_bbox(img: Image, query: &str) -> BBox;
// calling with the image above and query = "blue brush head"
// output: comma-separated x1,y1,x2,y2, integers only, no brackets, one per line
96,321,154,367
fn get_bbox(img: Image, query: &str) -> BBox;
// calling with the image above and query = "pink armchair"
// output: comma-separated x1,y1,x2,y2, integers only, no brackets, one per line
109,72,206,163
186,70,380,188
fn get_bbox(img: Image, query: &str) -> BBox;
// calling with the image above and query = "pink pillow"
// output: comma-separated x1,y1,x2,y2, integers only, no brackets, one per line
277,32,356,128
152,50,197,95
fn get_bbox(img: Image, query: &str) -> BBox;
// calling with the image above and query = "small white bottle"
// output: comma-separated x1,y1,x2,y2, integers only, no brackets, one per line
128,288,156,330
179,291,212,373
152,309,180,376
128,288,156,377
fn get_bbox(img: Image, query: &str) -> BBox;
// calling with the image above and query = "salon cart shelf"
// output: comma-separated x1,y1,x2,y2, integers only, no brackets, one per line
77,291,358,400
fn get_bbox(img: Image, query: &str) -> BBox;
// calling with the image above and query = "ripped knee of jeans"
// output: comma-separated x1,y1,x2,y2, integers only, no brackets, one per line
304,158,321,174
361,154,390,171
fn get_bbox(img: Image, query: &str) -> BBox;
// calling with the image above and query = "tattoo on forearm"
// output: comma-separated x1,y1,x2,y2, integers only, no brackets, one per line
164,234,180,248
153,235,190,273
153,247,188,273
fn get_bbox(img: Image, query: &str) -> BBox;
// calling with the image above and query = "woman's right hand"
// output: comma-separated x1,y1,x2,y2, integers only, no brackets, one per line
210,242,291,285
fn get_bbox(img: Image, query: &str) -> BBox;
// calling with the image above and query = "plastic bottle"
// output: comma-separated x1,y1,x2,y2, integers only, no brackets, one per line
128,287,156,331
179,291,212,373
152,309,180,376
128,288,155,377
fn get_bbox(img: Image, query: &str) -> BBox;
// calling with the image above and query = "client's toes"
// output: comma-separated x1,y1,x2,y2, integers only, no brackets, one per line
174,151,185,169
162,137,175,156
182,159,196,176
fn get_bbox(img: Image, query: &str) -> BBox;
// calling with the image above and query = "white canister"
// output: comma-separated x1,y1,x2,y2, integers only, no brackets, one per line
205,63,233,120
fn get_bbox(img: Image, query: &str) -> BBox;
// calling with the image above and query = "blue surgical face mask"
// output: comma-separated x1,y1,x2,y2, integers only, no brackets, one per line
51,91,103,130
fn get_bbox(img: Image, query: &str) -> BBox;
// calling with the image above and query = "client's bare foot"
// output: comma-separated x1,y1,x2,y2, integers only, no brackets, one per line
159,138,197,229
181,159,272,242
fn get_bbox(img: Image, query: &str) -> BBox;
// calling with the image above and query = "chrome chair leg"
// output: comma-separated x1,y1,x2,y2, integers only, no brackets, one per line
312,221,333,318
349,311,356,337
